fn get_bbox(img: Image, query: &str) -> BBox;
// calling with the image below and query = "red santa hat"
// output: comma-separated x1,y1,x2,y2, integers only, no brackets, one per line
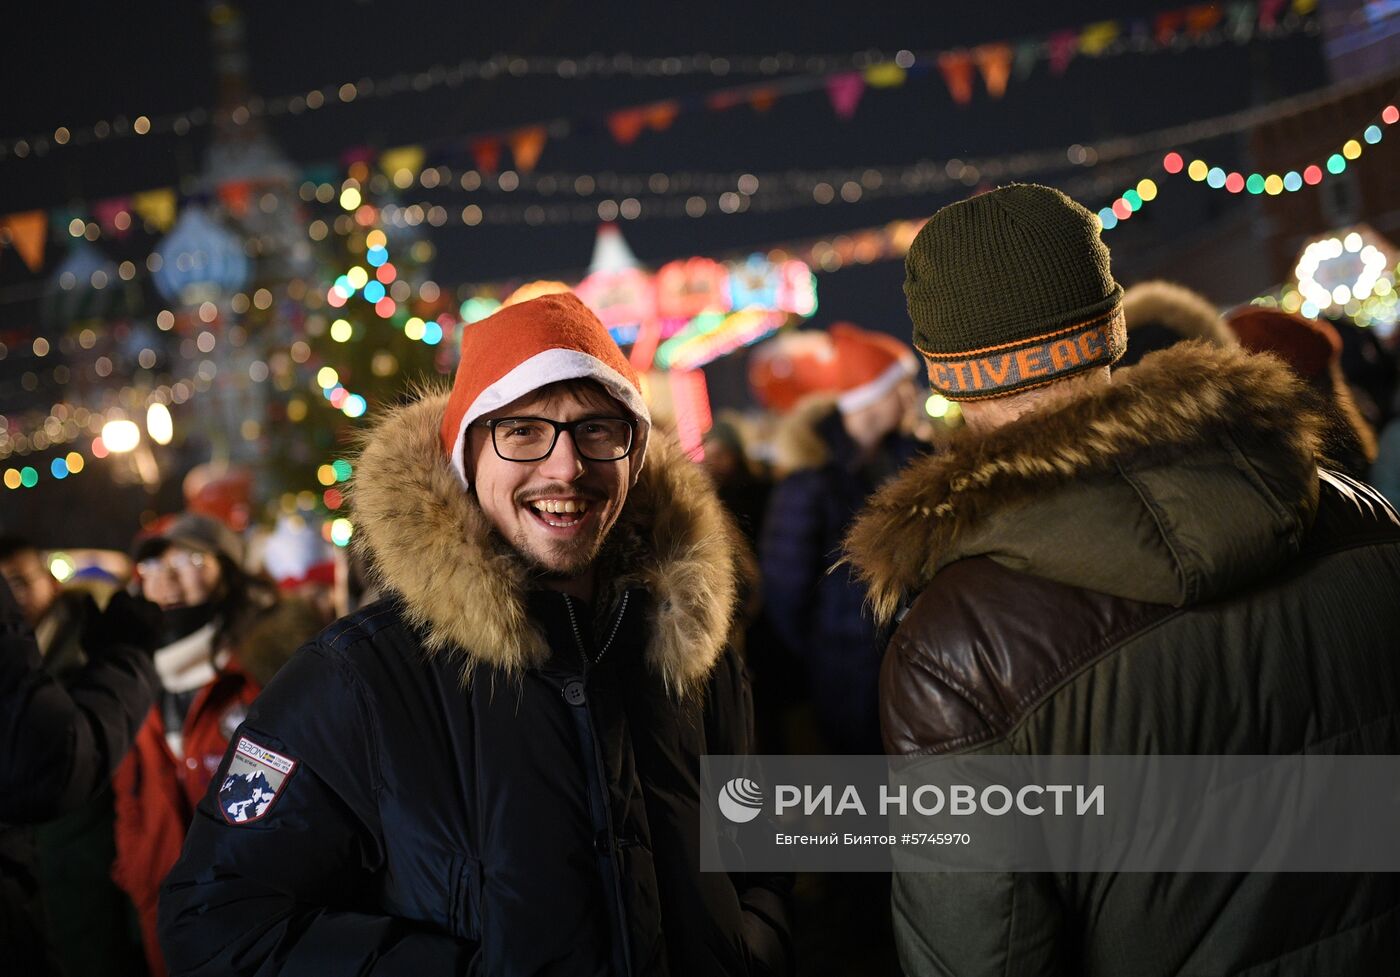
439,291,652,486
830,322,919,414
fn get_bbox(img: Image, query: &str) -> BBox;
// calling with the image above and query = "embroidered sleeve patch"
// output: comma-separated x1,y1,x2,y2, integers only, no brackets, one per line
219,737,298,825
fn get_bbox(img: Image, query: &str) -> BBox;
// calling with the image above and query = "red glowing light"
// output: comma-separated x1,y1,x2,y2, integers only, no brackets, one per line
375,297,396,318
326,289,347,308
375,262,396,284
1303,165,1323,185
1112,198,1132,220
323,488,344,510
1383,105,1399,125
91,437,109,459
1224,172,1245,193
1162,152,1184,174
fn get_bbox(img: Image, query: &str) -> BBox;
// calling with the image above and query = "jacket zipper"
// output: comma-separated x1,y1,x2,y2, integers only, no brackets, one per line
563,591,630,666
560,592,635,977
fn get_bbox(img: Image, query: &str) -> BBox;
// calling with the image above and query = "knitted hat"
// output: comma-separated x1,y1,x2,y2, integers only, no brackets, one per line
829,323,919,414
1225,306,1341,381
904,184,1125,400
440,291,652,486
134,512,245,566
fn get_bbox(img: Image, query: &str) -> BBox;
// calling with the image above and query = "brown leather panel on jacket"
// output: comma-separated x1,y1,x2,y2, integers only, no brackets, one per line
878,472,1400,758
879,557,1174,755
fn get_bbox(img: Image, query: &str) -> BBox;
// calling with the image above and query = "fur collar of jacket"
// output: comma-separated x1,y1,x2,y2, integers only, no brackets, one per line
352,391,742,698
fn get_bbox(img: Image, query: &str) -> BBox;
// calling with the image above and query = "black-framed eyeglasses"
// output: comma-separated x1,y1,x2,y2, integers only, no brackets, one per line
477,416,635,463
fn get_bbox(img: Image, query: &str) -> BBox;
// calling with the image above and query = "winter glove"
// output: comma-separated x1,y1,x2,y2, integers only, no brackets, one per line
83,591,164,657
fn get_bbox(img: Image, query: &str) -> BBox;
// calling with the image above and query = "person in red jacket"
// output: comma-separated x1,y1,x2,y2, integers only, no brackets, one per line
111,513,294,977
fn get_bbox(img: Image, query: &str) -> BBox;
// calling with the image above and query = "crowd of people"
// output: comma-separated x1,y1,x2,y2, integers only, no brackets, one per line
3,183,1400,975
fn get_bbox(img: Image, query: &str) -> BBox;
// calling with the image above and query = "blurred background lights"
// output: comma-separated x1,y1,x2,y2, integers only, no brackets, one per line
100,419,140,453
146,402,173,445
330,518,353,547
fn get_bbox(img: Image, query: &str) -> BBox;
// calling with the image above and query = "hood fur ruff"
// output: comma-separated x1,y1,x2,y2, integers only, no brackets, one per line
845,342,1324,624
351,390,741,698
1122,280,1237,347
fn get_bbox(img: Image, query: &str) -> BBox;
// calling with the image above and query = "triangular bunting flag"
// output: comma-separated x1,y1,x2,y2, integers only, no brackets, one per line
93,198,133,238
380,145,426,181
1013,40,1040,80
217,181,253,217
645,102,679,132
1047,30,1079,75
864,63,907,89
825,72,866,120
1186,4,1223,35
607,109,648,145
470,137,501,174
705,91,745,112
937,52,976,105
749,89,778,113
1079,21,1120,56
1155,10,1186,43
1225,1,1255,39
1258,0,1286,26
973,44,1013,98
508,127,548,173
132,189,177,231
0,211,47,272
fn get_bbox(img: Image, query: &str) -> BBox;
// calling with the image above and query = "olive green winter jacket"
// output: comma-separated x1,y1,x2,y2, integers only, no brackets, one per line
846,342,1400,976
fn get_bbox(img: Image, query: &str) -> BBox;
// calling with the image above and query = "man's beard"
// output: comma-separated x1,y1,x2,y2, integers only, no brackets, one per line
511,526,607,580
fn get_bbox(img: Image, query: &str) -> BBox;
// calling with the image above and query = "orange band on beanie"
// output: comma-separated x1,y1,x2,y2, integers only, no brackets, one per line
916,307,1126,400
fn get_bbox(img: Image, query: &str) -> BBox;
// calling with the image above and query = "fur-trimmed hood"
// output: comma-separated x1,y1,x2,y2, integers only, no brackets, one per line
846,342,1325,623
772,394,841,473
350,391,742,698
1123,280,1237,345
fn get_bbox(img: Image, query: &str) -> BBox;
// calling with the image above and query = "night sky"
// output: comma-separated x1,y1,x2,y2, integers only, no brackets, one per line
0,1,1337,545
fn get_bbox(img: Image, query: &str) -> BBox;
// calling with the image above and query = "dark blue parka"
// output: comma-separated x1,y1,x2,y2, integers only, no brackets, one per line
158,396,791,977
760,400,925,754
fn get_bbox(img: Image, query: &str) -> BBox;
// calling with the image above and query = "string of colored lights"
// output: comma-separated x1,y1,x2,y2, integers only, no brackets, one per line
1097,97,1398,231
0,1,1333,161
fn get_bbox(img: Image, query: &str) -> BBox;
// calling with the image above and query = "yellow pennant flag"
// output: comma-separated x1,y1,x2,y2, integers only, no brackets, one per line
132,189,177,231
379,145,426,183
1079,21,1120,56
864,63,907,89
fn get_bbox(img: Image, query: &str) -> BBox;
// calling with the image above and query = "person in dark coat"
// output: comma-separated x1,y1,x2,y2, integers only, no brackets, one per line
760,322,924,756
1,576,160,976
1226,305,1378,480
846,183,1400,976
159,292,791,976
0,537,149,977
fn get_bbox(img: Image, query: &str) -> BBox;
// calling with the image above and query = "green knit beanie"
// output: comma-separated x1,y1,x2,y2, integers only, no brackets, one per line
904,183,1125,400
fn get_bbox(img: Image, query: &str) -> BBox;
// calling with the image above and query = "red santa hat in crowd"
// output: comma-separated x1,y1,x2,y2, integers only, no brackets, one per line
829,322,919,415
439,291,652,486
1225,306,1342,382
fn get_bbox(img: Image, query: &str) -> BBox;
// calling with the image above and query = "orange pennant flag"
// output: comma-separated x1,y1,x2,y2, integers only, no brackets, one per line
749,89,778,113
938,51,976,105
973,44,1013,98
509,128,548,173
607,109,648,145
1186,4,1223,35
645,101,680,132
1,210,47,272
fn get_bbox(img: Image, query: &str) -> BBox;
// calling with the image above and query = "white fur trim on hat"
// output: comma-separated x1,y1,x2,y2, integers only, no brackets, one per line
836,357,917,415
447,348,653,487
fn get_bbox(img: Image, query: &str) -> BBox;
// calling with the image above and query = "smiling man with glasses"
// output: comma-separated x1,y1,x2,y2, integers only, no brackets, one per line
160,291,792,976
